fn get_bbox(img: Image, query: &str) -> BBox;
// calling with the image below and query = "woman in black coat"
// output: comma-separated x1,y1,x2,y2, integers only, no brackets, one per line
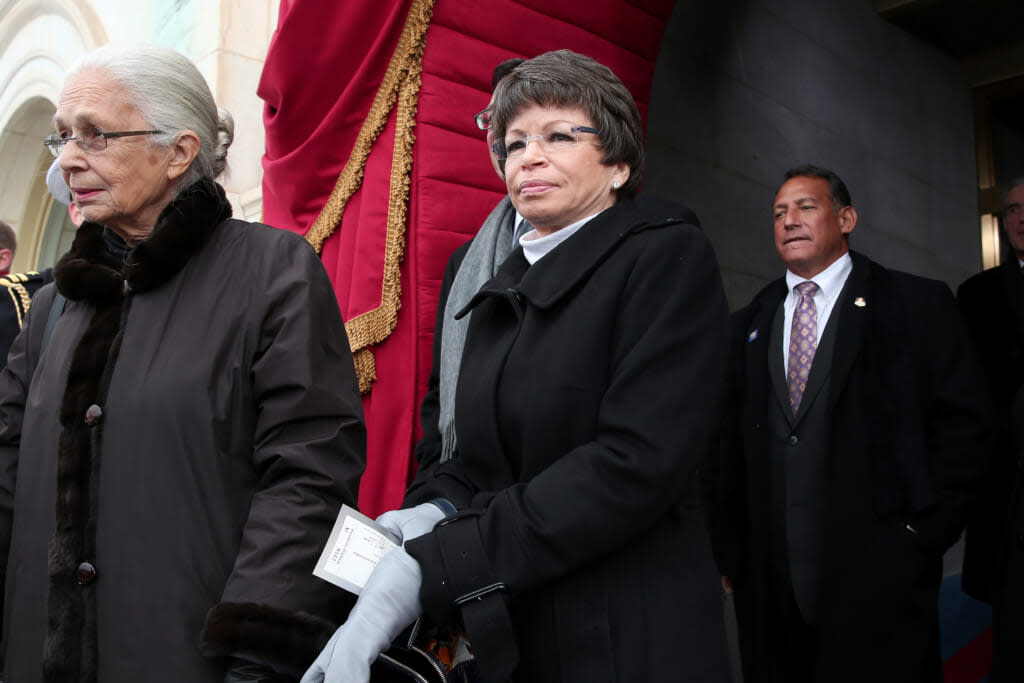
304,49,732,683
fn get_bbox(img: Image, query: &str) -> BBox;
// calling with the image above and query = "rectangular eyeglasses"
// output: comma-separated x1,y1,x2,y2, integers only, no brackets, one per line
43,129,165,157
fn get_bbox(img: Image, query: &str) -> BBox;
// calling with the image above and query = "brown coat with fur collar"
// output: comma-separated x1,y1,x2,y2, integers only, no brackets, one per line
0,179,364,682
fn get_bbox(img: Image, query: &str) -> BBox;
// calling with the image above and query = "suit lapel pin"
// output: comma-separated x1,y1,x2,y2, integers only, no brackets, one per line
748,329,759,342
854,297,867,308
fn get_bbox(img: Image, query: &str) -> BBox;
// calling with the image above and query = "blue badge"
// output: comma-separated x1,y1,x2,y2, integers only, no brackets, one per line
748,329,759,342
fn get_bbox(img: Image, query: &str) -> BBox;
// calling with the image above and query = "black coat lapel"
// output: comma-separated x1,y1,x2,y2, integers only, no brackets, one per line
829,251,871,410
767,299,792,423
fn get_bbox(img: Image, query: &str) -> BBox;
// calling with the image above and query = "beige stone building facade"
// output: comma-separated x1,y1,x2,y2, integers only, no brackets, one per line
0,0,277,272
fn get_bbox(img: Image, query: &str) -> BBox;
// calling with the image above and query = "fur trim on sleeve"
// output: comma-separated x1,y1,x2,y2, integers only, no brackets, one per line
199,602,339,677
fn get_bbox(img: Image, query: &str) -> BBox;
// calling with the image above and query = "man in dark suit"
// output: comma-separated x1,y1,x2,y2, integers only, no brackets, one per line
716,165,991,683
958,179,1024,604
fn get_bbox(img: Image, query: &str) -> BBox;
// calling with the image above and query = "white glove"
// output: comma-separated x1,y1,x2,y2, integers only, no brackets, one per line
376,502,446,545
300,547,424,683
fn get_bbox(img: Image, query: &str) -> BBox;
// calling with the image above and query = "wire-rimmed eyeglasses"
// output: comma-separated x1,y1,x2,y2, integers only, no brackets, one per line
491,123,601,161
474,108,493,131
43,129,165,157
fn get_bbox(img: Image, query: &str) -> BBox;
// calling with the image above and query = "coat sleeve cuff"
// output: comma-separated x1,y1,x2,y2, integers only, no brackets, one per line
199,602,338,678
405,529,457,622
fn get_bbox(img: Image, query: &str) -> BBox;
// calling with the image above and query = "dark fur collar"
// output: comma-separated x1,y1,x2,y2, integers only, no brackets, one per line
53,178,232,302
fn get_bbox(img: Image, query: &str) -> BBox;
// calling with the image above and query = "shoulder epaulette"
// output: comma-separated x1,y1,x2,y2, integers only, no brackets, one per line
0,271,45,329
0,271,42,287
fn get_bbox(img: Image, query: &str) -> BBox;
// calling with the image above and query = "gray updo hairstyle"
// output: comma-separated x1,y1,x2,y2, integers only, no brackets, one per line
66,44,233,188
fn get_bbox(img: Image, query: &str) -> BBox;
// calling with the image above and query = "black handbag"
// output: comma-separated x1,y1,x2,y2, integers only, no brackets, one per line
370,620,481,683
373,646,447,683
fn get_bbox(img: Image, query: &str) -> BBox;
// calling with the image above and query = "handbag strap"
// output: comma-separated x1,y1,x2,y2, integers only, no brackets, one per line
41,291,67,356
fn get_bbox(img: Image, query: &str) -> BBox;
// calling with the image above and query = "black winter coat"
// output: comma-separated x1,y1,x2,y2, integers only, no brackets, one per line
957,262,1024,603
992,385,1024,681
405,197,731,682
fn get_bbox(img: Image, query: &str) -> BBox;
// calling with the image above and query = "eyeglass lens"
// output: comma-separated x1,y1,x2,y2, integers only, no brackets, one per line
44,132,101,157
497,123,598,160
474,108,492,130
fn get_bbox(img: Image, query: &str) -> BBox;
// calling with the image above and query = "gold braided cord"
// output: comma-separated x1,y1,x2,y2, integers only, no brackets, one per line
0,274,37,329
304,0,435,393
5,286,26,328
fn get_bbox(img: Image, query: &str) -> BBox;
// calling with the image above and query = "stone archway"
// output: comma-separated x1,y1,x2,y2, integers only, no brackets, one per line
0,1,105,271
0,96,60,272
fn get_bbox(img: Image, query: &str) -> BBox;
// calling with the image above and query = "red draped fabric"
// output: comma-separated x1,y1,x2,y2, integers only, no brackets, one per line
259,0,676,517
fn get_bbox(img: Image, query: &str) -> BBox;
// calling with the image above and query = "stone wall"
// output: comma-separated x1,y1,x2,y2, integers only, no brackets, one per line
646,0,979,308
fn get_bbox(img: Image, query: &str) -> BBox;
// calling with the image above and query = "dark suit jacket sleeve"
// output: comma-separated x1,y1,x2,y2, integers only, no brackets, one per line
911,279,993,551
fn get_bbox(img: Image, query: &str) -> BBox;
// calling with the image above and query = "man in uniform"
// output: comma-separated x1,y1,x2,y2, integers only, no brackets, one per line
0,220,52,368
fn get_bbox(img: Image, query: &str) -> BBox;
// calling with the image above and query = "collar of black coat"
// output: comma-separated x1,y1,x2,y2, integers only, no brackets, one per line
750,250,876,312
53,177,232,303
456,196,701,317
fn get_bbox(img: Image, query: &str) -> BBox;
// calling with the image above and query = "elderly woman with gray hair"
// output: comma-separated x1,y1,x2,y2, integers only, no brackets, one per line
305,49,731,683
0,44,366,682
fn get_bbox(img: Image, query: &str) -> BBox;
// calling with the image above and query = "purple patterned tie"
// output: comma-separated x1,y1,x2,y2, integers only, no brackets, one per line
787,281,820,413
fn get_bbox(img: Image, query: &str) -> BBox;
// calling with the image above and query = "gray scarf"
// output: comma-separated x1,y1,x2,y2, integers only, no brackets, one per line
439,196,517,461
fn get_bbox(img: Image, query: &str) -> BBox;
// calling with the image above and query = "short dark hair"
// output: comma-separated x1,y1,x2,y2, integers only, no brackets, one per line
491,59,524,91
783,164,852,213
491,50,645,199
0,221,16,253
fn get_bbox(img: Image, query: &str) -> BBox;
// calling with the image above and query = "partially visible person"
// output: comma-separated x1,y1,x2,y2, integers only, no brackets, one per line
992,384,1024,681
0,217,53,368
0,221,14,277
958,178,1024,603
0,158,84,369
0,44,366,683
46,153,85,227
304,49,730,683
0,161,75,367
717,165,991,683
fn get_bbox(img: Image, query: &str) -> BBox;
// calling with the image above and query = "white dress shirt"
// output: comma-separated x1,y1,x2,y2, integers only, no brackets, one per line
782,252,853,374
512,212,527,246
519,211,603,265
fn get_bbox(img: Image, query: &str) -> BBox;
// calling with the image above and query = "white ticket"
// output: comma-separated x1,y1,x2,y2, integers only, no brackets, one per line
313,504,401,595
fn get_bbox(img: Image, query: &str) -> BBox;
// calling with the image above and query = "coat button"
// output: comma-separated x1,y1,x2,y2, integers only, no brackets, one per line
75,561,97,585
84,404,103,426
788,435,799,446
